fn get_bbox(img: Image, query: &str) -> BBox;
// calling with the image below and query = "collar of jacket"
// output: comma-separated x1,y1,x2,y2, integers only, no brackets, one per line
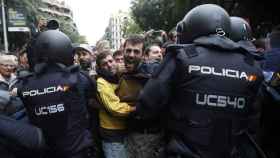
122,63,151,79
33,63,79,75
96,68,118,84
238,40,257,53
0,73,16,85
194,34,240,51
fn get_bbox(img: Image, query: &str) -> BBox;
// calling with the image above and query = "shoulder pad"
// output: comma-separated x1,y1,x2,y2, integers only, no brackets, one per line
194,35,239,51
33,63,48,75
65,64,80,73
182,44,198,58
166,44,185,53
250,52,265,61
52,63,80,73
166,44,196,56
17,70,33,79
80,70,94,81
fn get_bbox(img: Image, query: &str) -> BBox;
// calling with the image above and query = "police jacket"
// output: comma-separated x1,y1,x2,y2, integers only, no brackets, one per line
0,90,45,158
263,48,280,72
136,35,264,158
17,63,95,157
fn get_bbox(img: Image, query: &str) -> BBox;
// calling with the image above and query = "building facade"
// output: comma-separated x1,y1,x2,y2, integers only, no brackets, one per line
106,11,128,50
38,0,78,38
39,0,73,20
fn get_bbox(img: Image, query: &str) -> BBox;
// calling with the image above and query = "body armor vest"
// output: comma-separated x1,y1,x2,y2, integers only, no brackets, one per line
18,65,92,155
168,44,263,158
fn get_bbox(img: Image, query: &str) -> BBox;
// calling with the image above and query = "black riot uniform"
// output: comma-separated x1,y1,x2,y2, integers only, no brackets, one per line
17,30,96,158
0,89,45,158
135,4,264,158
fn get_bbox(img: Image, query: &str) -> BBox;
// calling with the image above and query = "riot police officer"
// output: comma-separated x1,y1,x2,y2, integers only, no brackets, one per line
16,30,96,158
229,16,264,59
229,17,253,42
0,89,46,158
135,4,264,158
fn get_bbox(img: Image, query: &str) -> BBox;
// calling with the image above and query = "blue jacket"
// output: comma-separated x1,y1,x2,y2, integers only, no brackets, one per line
263,48,280,71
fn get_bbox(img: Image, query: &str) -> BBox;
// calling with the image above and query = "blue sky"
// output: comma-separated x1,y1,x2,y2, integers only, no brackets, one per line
66,0,131,45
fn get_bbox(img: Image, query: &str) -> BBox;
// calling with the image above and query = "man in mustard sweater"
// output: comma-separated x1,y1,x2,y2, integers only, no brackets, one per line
96,51,135,158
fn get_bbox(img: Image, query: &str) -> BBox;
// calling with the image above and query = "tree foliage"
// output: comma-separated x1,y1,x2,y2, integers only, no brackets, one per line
130,0,250,32
56,16,86,43
122,15,143,37
131,0,193,32
7,0,45,24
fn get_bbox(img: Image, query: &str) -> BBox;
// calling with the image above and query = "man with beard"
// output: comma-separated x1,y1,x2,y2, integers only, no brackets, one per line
117,35,164,158
74,44,103,158
140,45,163,75
95,51,135,158
74,44,94,73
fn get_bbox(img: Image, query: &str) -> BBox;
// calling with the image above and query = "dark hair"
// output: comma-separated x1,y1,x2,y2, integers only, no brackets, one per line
113,50,123,58
144,44,159,56
163,41,174,48
144,47,152,56
96,51,112,68
168,30,177,40
123,34,145,51
145,30,167,47
252,38,266,50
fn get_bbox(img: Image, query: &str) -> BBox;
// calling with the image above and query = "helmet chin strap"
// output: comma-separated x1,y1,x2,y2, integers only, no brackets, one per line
216,28,226,36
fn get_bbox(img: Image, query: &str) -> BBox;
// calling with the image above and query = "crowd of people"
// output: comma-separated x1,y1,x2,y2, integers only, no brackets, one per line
0,3,280,158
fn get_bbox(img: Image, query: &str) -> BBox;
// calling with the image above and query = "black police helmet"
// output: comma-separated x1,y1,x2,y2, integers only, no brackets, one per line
32,30,73,66
176,21,184,44
229,16,253,42
178,4,230,44
46,19,60,30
